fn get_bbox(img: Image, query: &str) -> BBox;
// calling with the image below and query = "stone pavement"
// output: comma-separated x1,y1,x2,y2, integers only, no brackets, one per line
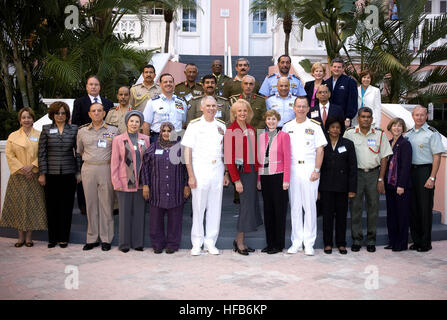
0,237,446,300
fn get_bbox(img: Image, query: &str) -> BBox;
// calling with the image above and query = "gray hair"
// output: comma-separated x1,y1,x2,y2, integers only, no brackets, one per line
241,75,255,83
200,95,217,106
236,57,250,66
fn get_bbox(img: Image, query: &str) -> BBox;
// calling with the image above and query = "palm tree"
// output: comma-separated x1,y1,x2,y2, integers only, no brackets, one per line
251,0,301,56
145,0,199,53
348,0,447,104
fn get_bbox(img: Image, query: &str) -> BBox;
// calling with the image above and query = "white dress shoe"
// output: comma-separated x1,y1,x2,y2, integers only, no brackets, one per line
190,246,202,256
287,244,303,254
304,247,315,256
204,245,220,255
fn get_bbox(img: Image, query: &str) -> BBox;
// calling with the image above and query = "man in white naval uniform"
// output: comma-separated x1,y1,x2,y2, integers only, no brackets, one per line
182,96,230,255
282,96,327,255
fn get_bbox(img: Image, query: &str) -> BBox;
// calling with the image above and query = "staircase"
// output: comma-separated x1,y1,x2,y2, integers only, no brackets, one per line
1,186,446,249
179,55,274,85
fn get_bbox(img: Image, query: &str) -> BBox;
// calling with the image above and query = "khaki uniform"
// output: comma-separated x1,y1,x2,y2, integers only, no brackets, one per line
230,93,267,130
104,105,134,134
213,73,231,96
174,81,203,103
222,78,261,99
186,95,231,126
77,121,119,244
129,82,161,112
343,125,393,246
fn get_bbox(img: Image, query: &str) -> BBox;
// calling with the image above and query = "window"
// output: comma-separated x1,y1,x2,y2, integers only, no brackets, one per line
441,1,446,13
252,9,267,34
140,5,163,15
425,1,432,13
182,8,197,32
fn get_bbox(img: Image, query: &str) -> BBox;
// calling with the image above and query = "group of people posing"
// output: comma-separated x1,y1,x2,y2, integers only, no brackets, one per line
1,55,444,256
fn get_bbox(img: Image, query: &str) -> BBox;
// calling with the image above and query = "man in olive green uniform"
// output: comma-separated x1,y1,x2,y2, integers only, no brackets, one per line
222,58,260,98
105,86,133,133
406,106,445,252
77,103,119,252
343,107,393,253
130,64,160,112
186,74,231,126
229,75,266,130
175,63,203,103
211,59,231,96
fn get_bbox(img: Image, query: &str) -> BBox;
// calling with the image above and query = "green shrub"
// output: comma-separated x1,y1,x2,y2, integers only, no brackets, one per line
0,110,19,140
428,120,447,137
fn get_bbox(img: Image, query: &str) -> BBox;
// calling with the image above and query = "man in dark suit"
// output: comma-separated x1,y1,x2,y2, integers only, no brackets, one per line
72,75,114,126
307,84,345,132
326,57,358,127
72,75,114,215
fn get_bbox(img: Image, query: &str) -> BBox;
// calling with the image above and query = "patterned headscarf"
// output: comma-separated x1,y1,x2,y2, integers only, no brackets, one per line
158,122,177,149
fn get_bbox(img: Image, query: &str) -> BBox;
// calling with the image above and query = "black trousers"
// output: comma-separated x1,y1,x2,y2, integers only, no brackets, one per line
260,173,288,250
320,191,348,247
410,165,434,248
45,174,77,243
385,187,410,250
76,161,86,213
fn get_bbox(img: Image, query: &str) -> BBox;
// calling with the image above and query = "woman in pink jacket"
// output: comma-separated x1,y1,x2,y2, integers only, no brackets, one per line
111,110,150,253
257,109,291,254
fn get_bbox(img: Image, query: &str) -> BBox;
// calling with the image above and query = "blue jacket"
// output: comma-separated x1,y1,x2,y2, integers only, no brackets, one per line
326,74,358,120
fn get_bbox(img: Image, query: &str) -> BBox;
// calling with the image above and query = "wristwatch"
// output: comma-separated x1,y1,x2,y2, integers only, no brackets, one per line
314,168,320,173
430,177,436,181
378,178,383,182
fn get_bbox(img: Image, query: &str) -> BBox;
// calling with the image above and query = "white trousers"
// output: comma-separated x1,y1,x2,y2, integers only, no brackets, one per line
191,162,224,248
288,164,319,248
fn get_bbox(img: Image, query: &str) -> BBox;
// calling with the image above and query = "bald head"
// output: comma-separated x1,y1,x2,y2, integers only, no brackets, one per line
277,77,290,97
211,60,223,75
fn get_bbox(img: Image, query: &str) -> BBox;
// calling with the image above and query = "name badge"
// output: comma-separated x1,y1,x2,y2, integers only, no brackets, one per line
138,139,145,146
29,136,38,142
133,145,138,151
184,93,193,102
367,139,376,146
338,146,347,153
49,128,58,134
216,110,222,118
311,111,319,118
97,139,107,148
155,149,164,155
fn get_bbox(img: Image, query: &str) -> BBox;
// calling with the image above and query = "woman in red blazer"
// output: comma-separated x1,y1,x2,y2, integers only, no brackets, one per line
257,109,291,254
224,99,263,255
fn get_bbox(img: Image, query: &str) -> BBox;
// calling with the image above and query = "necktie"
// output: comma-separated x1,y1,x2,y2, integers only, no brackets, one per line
94,97,98,103
322,105,327,127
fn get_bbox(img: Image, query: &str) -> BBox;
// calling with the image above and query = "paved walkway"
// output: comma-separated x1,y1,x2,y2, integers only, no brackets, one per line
1,237,446,300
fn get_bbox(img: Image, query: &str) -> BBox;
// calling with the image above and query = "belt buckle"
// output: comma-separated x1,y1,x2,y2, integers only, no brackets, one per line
364,168,369,172
297,160,304,164
211,160,216,164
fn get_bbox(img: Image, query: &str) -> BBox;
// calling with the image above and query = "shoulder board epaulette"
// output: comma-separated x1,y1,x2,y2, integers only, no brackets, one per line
106,123,118,127
190,117,201,123
268,73,276,78
217,96,228,101
175,82,183,87
268,94,275,98
374,127,383,132
229,94,240,99
196,82,203,86
79,123,90,129
428,126,438,132
291,74,299,79
152,95,160,100
310,119,321,125
216,118,226,124
191,95,203,100
283,119,294,125
345,126,355,131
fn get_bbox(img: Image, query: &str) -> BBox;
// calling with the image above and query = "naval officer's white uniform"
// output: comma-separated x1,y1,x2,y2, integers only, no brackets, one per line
181,115,227,252
282,117,327,252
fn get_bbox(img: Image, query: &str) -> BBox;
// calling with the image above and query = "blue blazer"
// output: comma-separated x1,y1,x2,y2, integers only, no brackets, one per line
326,74,358,120
385,135,413,189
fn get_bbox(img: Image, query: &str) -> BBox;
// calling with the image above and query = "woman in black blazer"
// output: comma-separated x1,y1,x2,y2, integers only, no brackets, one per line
38,101,81,248
319,117,357,254
304,62,327,108
385,118,412,251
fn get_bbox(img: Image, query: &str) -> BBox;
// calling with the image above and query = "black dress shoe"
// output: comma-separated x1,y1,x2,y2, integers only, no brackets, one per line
409,244,418,250
392,248,402,252
417,246,431,252
324,247,332,254
134,247,144,251
120,248,129,253
267,248,282,254
113,209,119,216
338,247,348,255
233,240,248,256
101,243,111,251
48,243,57,248
83,242,99,251
384,245,393,250
153,249,163,254
59,243,68,248
165,248,175,254
351,244,361,252
233,198,240,204
246,247,255,253
261,247,272,253
367,245,376,252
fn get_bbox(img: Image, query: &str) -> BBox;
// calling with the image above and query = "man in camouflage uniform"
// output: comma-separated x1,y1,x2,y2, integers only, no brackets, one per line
175,63,203,103
186,74,231,126
130,64,160,112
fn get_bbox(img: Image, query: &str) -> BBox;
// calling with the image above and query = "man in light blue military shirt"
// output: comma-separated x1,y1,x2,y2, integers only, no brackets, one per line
142,73,187,143
266,76,297,129
406,106,445,252
259,55,306,97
